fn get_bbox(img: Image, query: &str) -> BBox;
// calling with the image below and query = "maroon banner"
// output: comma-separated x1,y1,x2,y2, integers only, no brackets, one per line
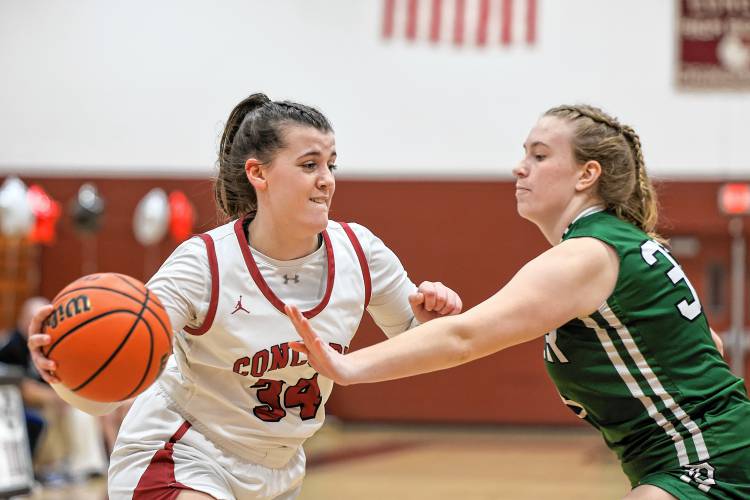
678,1,750,89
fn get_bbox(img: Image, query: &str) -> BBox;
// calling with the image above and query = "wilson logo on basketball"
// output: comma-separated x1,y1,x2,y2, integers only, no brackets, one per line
45,295,92,329
44,272,174,403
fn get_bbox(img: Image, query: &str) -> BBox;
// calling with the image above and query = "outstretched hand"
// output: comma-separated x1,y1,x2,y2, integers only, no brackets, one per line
26,304,60,384
408,281,463,324
286,305,355,385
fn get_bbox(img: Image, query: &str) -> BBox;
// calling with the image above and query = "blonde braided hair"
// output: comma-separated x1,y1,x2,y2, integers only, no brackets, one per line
544,105,661,241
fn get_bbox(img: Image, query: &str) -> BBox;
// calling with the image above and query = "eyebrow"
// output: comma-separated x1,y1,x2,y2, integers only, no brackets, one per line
523,141,549,150
296,148,337,160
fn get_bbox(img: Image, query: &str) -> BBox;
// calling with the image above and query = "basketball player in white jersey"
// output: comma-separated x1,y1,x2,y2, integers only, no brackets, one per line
26,93,462,499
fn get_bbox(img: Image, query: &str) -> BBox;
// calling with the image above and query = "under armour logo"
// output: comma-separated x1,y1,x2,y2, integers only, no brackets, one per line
231,296,250,315
283,274,300,284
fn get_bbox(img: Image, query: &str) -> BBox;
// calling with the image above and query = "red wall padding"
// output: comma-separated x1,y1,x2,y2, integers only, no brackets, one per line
20,177,750,425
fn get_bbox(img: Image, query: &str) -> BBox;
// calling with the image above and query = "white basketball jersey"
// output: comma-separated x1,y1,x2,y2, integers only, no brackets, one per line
157,218,371,464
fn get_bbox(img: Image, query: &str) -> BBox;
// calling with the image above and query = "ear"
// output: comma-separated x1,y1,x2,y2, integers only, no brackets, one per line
245,159,267,192
576,160,601,192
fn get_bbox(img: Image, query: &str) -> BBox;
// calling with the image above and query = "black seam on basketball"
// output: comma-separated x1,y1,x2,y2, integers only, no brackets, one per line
54,286,169,335
55,286,167,312
123,308,154,400
52,286,172,361
123,289,158,399
44,309,138,358
71,290,152,393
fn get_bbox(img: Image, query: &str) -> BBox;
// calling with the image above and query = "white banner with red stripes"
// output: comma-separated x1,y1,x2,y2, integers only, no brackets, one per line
382,0,538,48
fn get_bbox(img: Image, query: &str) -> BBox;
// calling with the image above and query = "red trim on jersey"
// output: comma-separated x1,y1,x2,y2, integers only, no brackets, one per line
340,222,372,309
133,421,194,499
184,234,219,336
234,216,336,320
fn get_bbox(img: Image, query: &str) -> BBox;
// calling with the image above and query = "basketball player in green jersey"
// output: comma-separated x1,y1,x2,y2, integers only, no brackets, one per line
284,105,750,499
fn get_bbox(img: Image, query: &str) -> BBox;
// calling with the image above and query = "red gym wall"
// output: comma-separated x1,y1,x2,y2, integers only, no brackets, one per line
15,177,750,426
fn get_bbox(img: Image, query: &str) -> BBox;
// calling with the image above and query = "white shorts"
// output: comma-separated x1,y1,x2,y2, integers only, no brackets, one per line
108,386,305,500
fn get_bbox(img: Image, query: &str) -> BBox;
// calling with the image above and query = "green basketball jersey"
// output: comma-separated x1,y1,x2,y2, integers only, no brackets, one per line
544,208,750,490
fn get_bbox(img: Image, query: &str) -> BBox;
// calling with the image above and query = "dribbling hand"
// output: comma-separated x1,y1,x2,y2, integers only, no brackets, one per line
26,304,60,384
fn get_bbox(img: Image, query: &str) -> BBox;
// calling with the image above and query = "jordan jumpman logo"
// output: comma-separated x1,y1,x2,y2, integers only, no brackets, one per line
231,295,250,315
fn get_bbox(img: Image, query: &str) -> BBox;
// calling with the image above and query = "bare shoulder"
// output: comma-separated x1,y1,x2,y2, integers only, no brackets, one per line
544,237,619,273
518,237,619,318
460,236,622,349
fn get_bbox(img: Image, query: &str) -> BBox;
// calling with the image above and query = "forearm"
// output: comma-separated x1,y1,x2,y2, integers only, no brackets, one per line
346,314,477,384
367,278,418,338
343,284,560,384
290,241,613,387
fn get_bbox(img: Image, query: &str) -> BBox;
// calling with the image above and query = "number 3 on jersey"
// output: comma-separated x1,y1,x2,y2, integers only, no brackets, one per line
640,240,702,320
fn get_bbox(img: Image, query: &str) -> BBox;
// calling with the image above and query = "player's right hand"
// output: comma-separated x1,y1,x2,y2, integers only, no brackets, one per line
26,304,60,384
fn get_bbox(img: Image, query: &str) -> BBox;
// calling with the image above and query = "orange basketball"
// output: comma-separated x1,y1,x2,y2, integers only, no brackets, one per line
42,273,173,402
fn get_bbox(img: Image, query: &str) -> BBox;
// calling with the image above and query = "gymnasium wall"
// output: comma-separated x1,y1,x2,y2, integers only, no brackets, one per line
1,0,749,178
12,175,748,425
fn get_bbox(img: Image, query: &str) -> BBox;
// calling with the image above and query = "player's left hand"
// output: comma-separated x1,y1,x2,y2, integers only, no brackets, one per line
408,281,462,324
